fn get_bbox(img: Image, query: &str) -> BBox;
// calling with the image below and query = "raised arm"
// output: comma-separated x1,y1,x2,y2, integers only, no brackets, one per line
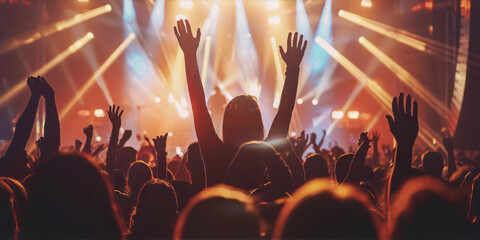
118,129,132,149
82,125,93,154
343,132,371,185
152,133,168,181
0,77,40,178
371,131,380,167
443,138,456,179
39,77,60,157
106,105,123,179
386,93,418,195
267,32,307,140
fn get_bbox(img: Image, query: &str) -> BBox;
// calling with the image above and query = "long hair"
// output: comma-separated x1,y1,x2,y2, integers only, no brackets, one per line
222,95,264,149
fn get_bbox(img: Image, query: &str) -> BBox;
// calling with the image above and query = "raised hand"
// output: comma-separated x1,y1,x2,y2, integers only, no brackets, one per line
152,133,168,154
118,129,132,148
294,130,309,157
174,19,201,57
27,76,42,97
107,105,123,129
279,32,307,68
386,93,418,148
371,131,380,144
83,125,93,138
443,138,454,152
358,132,371,147
92,144,106,156
309,132,317,146
75,140,82,152
38,76,55,99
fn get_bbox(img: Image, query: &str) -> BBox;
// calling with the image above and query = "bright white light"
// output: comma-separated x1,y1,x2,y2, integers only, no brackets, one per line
94,109,105,117
268,16,281,25
176,146,184,157
297,98,304,104
87,32,94,39
347,111,360,119
358,36,366,43
105,4,112,11
246,33,251,38
290,132,297,137
338,10,345,16
168,132,174,137
175,14,187,21
168,94,175,103
180,98,188,108
95,136,102,142
361,0,373,8
312,99,319,105
266,0,279,10
155,97,161,103
332,110,344,119
78,0,89,2
180,0,193,9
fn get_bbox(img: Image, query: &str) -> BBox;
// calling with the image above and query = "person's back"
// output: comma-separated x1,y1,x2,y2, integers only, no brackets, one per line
272,179,378,239
0,180,16,239
335,153,354,183
129,179,177,239
421,150,444,179
303,153,330,181
174,185,260,239
21,152,123,239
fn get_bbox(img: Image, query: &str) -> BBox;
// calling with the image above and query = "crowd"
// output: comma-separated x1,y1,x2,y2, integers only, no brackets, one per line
0,19,479,239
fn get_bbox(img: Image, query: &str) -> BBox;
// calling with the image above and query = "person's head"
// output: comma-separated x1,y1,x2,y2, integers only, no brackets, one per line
273,179,378,239
225,141,276,190
130,179,178,239
303,154,330,181
0,177,27,227
0,180,16,240
421,150,444,178
335,153,354,183
390,177,469,239
117,147,138,175
127,161,153,199
22,153,123,239
170,180,197,212
174,185,260,239
223,95,264,148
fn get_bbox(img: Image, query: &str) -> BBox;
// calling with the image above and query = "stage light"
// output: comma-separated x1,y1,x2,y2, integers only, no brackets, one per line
270,37,283,113
266,0,279,10
338,10,426,52
361,0,372,8
290,132,297,137
168,132,174,137
347,111,360,119
312,99,319,105
59,33,136,120
297,98,304,104
94,109,105,117
179,0,193,9
0,4,110,54
246,33,251,38
176,15,187,21
201,36,212,88
310,0,332,74
95,136,102,142
150,0,165,28
273,101,280,109
155,97,161,103
168,94,175,103
78,0,89,2
0,33,94,108
180,98,188,108
76,110,91,117
176,146,184,157
332,111,344,119
268,16,281,25
361,112,372,119
358,36,449,117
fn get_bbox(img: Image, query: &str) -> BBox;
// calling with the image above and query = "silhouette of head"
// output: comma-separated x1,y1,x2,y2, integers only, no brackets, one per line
421,151,444,178
0,177,27,227
0,180,16,240
117,147,138,176
303,154,330,181
390,177,469,239
130,179,178,239
335,153,354,183
174,185,260,239
273,179,378,239
170,180,197,211
127,161,153,200
223,95,264,148
225,141,276,190
22,153,123,239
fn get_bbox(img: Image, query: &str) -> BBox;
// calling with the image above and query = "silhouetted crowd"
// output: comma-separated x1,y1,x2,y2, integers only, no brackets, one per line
1,19,479,239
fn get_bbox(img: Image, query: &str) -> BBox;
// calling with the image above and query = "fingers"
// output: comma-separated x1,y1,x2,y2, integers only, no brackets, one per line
293,32,298,49
406,94,412,116
298,34,303,48
178,19,186,35
195,28,201,40
174,26,180,40
413,100,418,120
392,97,399,119
119,110,124,118
185,19,192,35
279,46,285,58
386,115,394,132
398,93,405,116
287,32,292,49
301,40,307,53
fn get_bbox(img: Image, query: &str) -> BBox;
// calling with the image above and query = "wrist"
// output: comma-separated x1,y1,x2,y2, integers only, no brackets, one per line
286,66,300,73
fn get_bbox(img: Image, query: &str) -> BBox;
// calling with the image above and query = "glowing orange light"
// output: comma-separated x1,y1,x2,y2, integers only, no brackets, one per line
94,109,105,117
268,16,281,25
361,0,372,8
297,98,304,104
76,110,91,117
332,111,344,119
266,0,279,10
347,111,360,119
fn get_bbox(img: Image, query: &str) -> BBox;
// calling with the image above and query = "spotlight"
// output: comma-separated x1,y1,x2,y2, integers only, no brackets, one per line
268,16,281,25
290,132,297,137
168,132,174,137
347,111,360,119
168,94,175,103
246,33,251,38
266,0,279,10
94,109,105,117
179,0,193,9
95,136,102,142
176,14,187,21
180,98,188,108
76,110,91,117
312,99,319,105
154,97,161,103
78,0,89,2
297,98,304,104
176,146,184,157
360,112,372,119
331,111,344,119
105,4,112,11
361,0,372,8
